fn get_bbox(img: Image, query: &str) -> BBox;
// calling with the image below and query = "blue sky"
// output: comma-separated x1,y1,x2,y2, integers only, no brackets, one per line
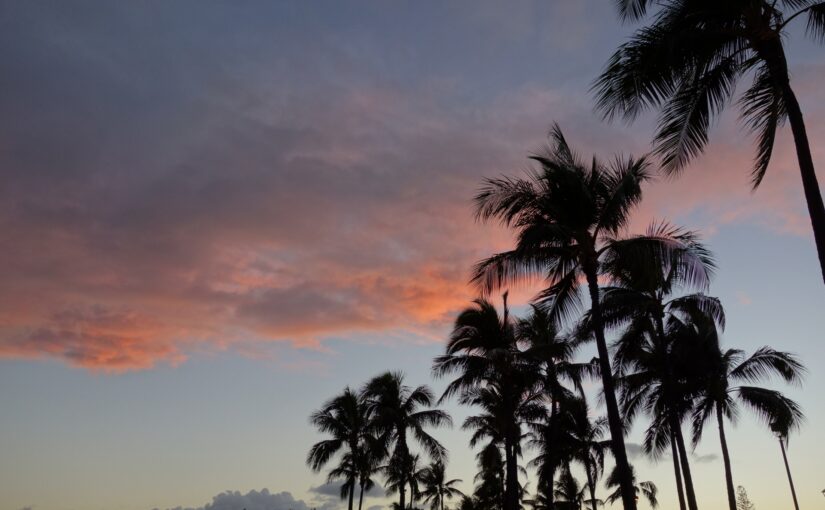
1,1,824,509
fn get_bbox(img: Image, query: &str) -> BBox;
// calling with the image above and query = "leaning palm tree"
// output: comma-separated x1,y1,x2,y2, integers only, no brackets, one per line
362,372,452,510
691,330,805,510
418,460,465,510
605,464,658,509
769,397,805,510
473,124,688,510
433,296,542,510
307,388,371,510
594,0,825,282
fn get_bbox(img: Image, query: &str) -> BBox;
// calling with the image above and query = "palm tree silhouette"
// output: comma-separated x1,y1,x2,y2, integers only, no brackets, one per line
472,124,673,510
362,372,451,510
519,305,600,509
433,296,542,510
417,459,465,510
594,0,825,282
769,399,805,510
604,464,658,509
590,220,717,510
690,325,805,510
307,388,371,510
563,397,610,510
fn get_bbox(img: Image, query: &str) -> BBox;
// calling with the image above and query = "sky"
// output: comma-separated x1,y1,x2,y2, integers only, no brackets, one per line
1,1,824,509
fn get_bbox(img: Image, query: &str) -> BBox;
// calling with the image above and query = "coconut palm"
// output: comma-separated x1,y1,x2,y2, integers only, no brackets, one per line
472,124,693,510
769,396,805,510
594,0,825,282
590,221,718,510
307,388,371,510
362,372,452,510
691,330,805,510
563,397,610,510
611,310,715,510
418,460,465,510
433,296,542,510
554,467,588,510
605,464,658,509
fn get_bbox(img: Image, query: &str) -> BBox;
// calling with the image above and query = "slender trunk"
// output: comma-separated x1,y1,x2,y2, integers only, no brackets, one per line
358,481,365,510
716,405,737,510
670,432,687,510
584,456,598,510
547,401,558,510
585,268,637,510
779,436,801,510
671,415,698,510
760,38,825,283
505,431,519,510
348,479,355,510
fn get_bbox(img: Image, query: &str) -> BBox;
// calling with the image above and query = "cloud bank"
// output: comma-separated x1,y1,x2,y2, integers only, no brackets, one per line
1,1,823,372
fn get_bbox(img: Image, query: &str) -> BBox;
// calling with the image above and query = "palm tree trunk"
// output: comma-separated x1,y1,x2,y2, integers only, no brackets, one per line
760,39,825,283
778,436,800,510
585,268,637,510
358,481,365,510
584,457,598,510
716,405,737,510
505,431,520,510
783,81,825,284
348,479,355,510
670,432,687,510
670,414,698,510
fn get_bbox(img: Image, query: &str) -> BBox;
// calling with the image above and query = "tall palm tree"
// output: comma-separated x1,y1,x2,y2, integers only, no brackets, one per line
433,296,542,510
605,465,658,509
473,124,687,510
691,331,805,510
363,372,452,510
418,460,465,510
307,388,370,510
594,0,825,282
591,221,718,510
771,412,804,510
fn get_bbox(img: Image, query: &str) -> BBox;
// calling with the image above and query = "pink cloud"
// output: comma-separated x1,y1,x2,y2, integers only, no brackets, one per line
2,57,823,371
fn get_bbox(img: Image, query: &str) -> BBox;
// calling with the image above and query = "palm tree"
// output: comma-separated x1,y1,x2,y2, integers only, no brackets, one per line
433,296,542,510
594,0,825,282
519,305,600,509
355,434,385,510
691,331,805,510
473,124,687,510
612,310,718,510
591,221,718,510
362,372,452,510
554,467,588,510
605,464,658,509
769,400,805,510
472,443,506,510
564,397,610,510
307,388,370,510
418,460,465,510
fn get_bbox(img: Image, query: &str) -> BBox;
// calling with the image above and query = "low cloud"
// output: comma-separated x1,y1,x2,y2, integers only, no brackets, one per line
311,481,383,498
156,488,337,510
692,453,719,464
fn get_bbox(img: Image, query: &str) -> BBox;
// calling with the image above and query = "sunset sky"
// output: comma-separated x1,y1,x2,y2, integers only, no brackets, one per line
1,1,824,509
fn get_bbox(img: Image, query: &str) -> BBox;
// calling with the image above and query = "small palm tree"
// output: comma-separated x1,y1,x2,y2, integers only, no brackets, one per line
472,124,679,510
363,372,452,510
594,0,825,282
434,296,542,510
307,388,370,510
691,333,805,510
605,465,658,509
418,460,465,510
563,398,610,510
769,405,805,510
